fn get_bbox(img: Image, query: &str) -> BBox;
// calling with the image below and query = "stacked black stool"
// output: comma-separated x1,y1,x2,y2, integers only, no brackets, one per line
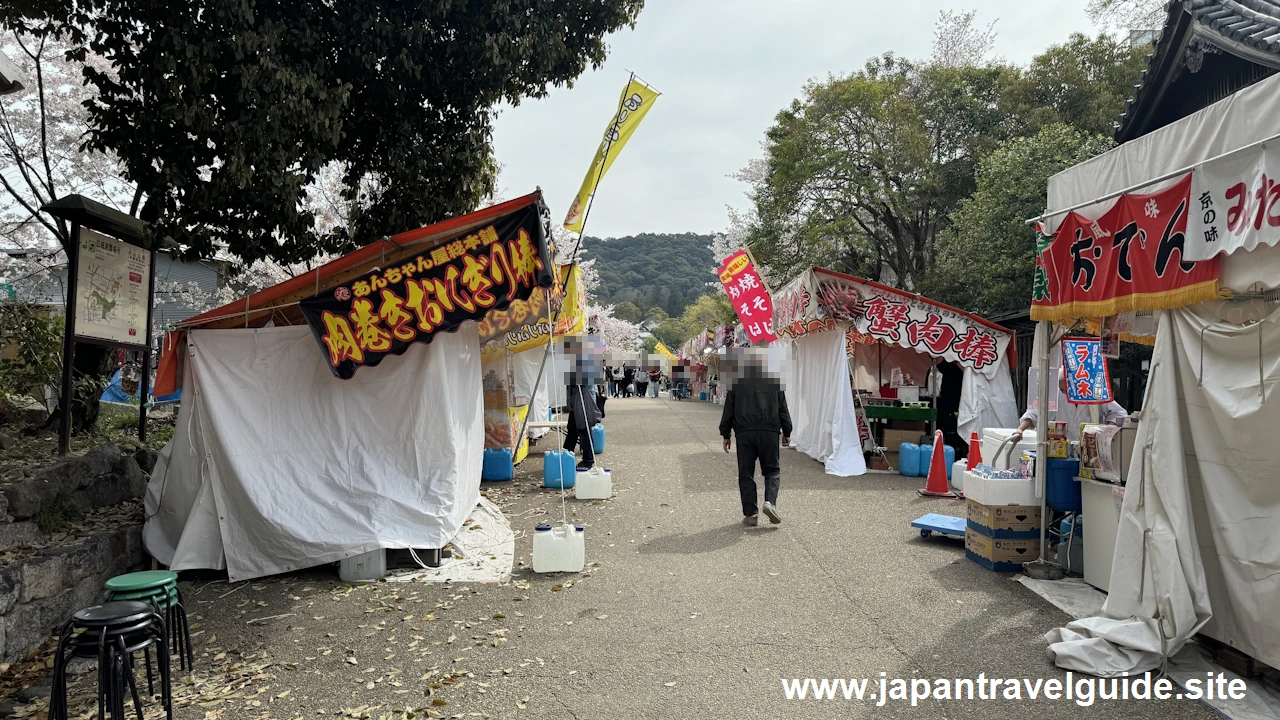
50,601,172,720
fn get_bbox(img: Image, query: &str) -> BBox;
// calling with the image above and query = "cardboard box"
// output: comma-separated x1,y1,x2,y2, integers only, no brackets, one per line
881,451,899,471
966,499,1041,538
868,455,891,471
965,528,1041,572
883,429,925,451
1048,439,1069,458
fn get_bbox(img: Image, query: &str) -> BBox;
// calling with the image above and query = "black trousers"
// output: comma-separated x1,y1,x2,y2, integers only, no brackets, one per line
564,422,595,467
735,429,781,517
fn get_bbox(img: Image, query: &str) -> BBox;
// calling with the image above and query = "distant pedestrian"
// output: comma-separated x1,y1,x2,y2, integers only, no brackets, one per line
622,366,636,397
719,354,792,526
611,365,623,397
648,369,661,397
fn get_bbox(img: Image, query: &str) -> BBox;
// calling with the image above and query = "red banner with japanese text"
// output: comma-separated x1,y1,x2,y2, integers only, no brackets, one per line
773,268,1013,374
1032,174,1219,322
300,204,554,379
718,250,777,344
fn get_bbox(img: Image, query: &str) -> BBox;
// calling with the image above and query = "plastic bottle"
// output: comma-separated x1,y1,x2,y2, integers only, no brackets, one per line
532,523,585,573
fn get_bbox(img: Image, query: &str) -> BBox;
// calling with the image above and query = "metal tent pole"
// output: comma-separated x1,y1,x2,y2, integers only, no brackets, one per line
1024,319,1064,580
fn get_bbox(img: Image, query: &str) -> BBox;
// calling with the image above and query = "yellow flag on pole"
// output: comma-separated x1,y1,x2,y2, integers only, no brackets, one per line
654,341,678,363
563,76,659,232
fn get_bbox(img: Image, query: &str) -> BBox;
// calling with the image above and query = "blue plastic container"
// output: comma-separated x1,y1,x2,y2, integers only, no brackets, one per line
917,444,934,478
543,449,577,489
590,424,606,454
898,442,921,477
944,444,956,479
481,448,514,482
1046,458,1082,513
1059,515,1083,540
547,407,554,421
699,391,708,401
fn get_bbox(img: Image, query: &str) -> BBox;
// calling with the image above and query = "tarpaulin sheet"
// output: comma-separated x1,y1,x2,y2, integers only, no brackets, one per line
783,328,866,477
143,324,483,582
1046,302,1280,675
1044,70,1280,292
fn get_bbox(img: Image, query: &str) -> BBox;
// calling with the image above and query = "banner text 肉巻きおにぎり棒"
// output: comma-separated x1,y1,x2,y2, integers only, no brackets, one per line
300,203,554,379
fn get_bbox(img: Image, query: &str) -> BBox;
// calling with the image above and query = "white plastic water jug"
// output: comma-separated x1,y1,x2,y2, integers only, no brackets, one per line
532,523,585,573
951,461,967,491
574,467,612,499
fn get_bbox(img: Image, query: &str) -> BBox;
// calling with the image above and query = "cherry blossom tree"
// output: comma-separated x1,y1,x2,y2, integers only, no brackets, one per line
0,32,133,251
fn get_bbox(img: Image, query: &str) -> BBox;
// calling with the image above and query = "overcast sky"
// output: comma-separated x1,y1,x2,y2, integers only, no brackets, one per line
490,0,1105,240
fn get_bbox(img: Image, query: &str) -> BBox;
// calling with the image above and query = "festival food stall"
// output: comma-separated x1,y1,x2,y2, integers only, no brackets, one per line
477,263,586,457
1031,69,1280,677
142,193,555,581
771,267,1020,477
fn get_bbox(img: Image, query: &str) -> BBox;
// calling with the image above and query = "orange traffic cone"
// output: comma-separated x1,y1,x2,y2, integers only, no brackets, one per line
917,430,958,499
967,431,982,471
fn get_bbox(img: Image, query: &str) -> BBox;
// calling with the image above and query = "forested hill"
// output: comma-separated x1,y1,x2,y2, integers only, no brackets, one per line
580,232,717,317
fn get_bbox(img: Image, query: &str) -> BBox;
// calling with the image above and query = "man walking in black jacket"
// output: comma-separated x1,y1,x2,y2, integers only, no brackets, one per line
719,352,792,526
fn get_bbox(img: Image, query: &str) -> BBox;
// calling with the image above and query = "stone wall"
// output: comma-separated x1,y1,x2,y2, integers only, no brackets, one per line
0,442,150,664
0,524,144,663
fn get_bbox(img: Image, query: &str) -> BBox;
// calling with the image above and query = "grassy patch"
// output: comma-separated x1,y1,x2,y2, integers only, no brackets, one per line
33,492,83,535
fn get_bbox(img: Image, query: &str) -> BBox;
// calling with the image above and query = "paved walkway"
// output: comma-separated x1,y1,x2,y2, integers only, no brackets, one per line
181,396,1220,720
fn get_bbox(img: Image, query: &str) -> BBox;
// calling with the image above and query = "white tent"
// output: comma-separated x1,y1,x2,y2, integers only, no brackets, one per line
144,325,483,582
771,267,1019,477
144,192,557,582
1041,71,1280,675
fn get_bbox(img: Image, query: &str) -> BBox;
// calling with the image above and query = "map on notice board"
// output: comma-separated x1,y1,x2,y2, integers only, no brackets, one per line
74,228,150,347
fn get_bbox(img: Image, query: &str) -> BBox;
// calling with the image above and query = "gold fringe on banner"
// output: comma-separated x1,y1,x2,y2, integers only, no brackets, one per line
1029,279,1220,322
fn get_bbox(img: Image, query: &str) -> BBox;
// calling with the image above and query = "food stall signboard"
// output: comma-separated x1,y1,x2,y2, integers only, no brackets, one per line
718,250,777,344
1032,175,1219,322
1061,337,1112,405
301,204,553,379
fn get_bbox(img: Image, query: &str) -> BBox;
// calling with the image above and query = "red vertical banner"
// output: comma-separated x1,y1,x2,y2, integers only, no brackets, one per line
718,250,777,344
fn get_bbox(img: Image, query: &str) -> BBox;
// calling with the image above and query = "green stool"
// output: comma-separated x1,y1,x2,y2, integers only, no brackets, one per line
105,571,176,595
103,571,192,672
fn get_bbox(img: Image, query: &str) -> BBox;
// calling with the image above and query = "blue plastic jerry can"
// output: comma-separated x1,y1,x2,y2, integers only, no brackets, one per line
590,423,606,454
543,449,577,489
917,444,934,478
944,444,956,479
482,448,514,482
899,443,920,477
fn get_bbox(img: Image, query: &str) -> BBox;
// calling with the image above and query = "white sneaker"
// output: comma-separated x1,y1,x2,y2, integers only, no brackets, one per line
742,515,758,527
762,502,782,524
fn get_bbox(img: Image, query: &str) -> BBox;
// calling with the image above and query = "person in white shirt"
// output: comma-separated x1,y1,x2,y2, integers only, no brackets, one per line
1011,371,1128,444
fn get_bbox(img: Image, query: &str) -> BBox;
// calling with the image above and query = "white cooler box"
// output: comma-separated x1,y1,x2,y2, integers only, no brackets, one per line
963,470,1036,506
981,428,1037,472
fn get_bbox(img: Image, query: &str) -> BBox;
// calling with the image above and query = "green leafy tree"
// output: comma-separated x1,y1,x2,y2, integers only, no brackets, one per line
921,124,1114,315
3,0,645,263
0,302,63,407
643,306,668,324
650,317,687,349
581,232,716,317
1001,33,1147,137
746,54,1007,288
612,301,643,324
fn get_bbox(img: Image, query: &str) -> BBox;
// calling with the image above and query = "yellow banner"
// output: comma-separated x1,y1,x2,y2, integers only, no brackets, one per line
563,77,659,232
479,264,585,361
654,341,677,363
